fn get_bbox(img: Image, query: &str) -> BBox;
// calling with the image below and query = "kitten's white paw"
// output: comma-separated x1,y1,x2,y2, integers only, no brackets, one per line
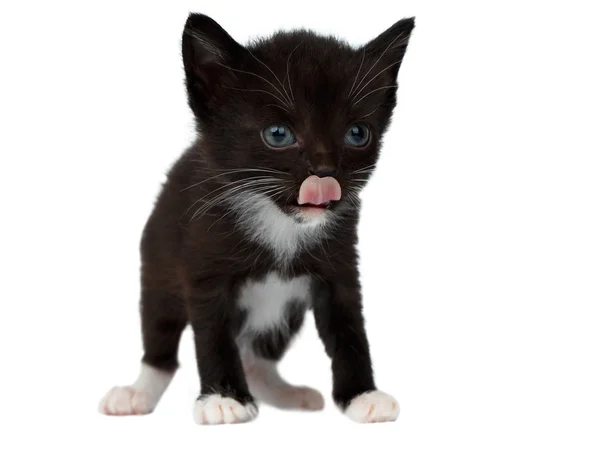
99,386,153,415
344,390,400,423
273,386,325,411
194,394,258,425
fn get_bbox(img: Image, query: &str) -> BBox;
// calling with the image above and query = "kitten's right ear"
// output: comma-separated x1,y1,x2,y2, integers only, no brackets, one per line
182,13,243,115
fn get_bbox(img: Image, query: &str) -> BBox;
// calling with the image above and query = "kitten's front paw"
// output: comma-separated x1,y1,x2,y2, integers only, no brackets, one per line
344,390,399,423
98,386,153,416
194,394,258,425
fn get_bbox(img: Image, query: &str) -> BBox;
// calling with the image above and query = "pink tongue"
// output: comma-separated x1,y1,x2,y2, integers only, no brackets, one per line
297,175,342,206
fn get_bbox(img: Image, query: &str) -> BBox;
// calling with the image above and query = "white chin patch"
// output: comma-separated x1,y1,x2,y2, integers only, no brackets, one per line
344,390,400,423
231,192,334,265
293,205,331,224
194,394,258,425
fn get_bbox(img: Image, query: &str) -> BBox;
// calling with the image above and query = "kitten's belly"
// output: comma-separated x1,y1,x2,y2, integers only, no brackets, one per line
237,272,312,336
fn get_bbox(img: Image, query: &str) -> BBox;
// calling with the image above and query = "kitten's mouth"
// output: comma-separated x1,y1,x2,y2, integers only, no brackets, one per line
292,201,331,219
296,202,331,209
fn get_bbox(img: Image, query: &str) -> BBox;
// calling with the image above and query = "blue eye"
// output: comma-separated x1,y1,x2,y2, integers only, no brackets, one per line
262,125,296,148
344,124,370,147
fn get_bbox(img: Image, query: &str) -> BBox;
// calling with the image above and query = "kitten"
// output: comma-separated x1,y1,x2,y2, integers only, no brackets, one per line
99,13,414,424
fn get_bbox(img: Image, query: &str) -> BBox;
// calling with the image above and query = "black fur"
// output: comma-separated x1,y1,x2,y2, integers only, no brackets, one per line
137,13,414,412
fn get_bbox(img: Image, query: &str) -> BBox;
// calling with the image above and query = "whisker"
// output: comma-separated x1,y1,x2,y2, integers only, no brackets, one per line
352,85,398,106
245,48,292,105
351,58,405,100
229,190,280,232
207,180,290,211
360,105,382,119
349,49,366,97
217,62,291,108
196,178,281,207
189,166,289,176
243,166,289,175
345,191,363,211
283,41,303,103
262,103,291,113
185,177,282,217
190,180,280,222
319,238,336,272
283,190,295,206
351,33,409,101
351,164,377,174
181,169,285,192
261,186,290,201
206,185,288,231
304,246,327,266
224,86,289,111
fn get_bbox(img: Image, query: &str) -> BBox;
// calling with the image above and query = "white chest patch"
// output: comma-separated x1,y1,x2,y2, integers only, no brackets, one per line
237,272,312,334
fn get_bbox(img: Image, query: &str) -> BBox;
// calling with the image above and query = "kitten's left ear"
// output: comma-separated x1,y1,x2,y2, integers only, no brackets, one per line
360,17,415,88
182,13,244,118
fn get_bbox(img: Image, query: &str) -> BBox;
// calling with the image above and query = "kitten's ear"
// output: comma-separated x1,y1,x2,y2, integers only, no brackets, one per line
360,17,415,88
182,13,243,115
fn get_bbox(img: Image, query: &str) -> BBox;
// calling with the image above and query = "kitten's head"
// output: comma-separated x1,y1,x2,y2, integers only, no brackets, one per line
182,13,414,225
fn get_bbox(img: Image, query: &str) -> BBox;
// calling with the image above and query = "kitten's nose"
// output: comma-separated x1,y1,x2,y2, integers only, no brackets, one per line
308,165,338,178
307,143,339,177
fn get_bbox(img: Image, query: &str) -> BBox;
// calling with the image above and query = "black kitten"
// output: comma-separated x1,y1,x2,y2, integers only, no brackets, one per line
99,13,414,424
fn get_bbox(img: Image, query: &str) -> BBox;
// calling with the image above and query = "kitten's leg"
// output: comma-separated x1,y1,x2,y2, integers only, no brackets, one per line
312,276,400,424
241,347,325,411
99,290,187,416
189,278,258,425
239,304,324,411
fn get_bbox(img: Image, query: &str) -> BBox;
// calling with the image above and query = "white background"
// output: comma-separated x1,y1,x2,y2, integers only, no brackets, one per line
1,1,598,453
